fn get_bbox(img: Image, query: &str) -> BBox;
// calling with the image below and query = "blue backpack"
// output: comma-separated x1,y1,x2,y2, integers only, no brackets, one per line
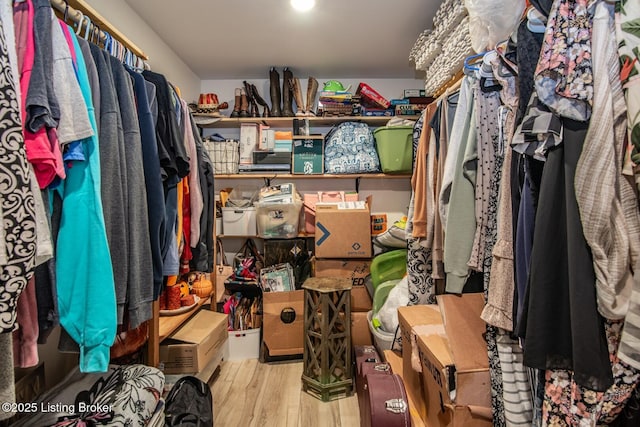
324,122,381,174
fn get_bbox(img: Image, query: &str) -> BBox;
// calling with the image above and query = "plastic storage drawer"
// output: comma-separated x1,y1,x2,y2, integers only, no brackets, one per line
373,125,414,174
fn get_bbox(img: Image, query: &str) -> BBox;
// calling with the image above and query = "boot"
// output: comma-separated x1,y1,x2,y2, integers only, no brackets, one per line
243,81,259,118
269,67,282,117
250,83,271,117
305,77,318,116
290,77,305,117
239,87,249,117
281,67,295,117
230,87,242,118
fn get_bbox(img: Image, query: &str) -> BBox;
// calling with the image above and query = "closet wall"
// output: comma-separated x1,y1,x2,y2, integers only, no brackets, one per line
84,0,201,101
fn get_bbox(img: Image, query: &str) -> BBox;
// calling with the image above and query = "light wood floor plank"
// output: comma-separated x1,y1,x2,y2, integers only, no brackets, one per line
213,360,360,427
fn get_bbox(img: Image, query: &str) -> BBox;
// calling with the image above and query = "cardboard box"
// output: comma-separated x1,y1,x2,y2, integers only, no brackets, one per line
398,305,443,425
315,198,372,258
417,293,492,427
351,311,373,347
403,89,426,98
239,123,259,164
314,258,372,311
356,82,391,109
384,350,427,427
292,136,324,175
263,290,304,356
160,310,228,374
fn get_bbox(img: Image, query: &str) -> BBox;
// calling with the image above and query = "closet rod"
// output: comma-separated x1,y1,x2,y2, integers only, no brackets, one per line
50,0,149,60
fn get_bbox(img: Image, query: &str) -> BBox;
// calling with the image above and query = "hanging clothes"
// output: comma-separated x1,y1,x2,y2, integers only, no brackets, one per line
54,28,116,373
0,8,36,333
126,67,166,299
443,76,478,294
574,0,639,322
15,0,63,189
108,54,153,328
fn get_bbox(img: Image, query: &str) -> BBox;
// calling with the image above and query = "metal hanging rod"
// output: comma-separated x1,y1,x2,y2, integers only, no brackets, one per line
50,0,149,60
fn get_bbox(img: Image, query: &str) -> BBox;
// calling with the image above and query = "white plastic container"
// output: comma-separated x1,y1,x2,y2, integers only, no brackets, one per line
222,207,257,236
226,328,261,361
255,200,302,239
367,310,395,353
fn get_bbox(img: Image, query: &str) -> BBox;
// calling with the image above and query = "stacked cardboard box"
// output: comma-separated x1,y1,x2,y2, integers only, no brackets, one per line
397,294,492,427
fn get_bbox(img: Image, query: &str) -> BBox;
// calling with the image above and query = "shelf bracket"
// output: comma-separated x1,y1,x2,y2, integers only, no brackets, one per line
355,177,361,193
263,177,271,187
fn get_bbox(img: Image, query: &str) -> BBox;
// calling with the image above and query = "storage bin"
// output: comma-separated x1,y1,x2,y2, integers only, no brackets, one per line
226,328,261,361
373,125,414,174
367,310,395,353
222,207,256,236
255,200,302,239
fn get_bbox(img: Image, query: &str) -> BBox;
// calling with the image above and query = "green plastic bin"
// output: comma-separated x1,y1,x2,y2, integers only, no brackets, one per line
373,125,414,174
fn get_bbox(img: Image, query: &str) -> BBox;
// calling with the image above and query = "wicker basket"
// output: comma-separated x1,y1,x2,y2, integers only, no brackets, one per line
204,139,240,174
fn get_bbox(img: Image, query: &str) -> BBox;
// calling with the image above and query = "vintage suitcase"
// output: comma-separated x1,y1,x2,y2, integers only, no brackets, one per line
354,345,382,421
357,362,392,426
354,345,381,379
362,373,412,427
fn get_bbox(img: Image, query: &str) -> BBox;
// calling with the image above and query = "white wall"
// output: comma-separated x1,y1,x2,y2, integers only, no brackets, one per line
84,0,201,102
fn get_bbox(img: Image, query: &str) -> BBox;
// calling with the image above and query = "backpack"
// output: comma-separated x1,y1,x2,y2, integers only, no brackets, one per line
164,376,214,426
324,122,381,174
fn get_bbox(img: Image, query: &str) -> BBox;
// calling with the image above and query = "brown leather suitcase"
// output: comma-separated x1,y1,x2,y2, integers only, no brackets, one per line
354,345,381,378
358,363,392,426
362,373,412,427
354,345,383,423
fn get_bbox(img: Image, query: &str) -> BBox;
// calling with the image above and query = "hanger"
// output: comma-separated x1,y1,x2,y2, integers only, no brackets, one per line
77,14,89,36
464,52,486,72
495,38,518,76
62,0,70,23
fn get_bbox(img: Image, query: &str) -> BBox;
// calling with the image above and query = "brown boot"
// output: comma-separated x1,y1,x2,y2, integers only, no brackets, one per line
290,77,305,117
230,88,242,118
243,81,259,117
239,87,249,117
281,67,295,117
250,83,271,117
269,67,282,117
305,77,318,116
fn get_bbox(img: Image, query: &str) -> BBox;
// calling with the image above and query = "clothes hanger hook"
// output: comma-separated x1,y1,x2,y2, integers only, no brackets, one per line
63,0,69,22
83,18,92,39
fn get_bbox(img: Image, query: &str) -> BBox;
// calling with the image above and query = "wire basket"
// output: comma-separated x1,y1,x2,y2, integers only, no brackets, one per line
204,139,240,174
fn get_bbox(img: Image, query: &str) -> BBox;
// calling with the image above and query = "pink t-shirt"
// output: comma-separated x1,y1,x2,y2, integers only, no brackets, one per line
14,0,64,188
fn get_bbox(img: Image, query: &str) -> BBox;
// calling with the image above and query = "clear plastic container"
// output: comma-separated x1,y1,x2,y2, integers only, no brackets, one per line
255,200,303,239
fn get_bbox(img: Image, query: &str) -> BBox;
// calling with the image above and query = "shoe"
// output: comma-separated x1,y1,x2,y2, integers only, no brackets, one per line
281,67,295,117
269,67,282,117
250,83,271,117
305,77,318,116
243,81,259,117
230,88,242,118
290,77,305,117
239,87,249,118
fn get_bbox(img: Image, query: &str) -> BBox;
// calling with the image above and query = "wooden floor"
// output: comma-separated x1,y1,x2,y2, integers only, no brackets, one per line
211,359,360,427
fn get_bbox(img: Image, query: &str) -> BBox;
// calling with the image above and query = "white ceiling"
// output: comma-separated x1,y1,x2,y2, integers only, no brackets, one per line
123,0,440,80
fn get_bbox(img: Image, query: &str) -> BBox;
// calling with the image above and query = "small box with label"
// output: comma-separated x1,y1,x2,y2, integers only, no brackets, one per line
292,136,324,175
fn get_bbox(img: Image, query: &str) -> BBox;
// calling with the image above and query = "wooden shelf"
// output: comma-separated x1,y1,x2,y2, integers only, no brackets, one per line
215,173,411,179
158,296,210,342
218,233,313,239
196,115,420,128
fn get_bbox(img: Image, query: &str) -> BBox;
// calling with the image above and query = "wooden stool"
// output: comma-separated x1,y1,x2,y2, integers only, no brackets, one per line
301,277,353,401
